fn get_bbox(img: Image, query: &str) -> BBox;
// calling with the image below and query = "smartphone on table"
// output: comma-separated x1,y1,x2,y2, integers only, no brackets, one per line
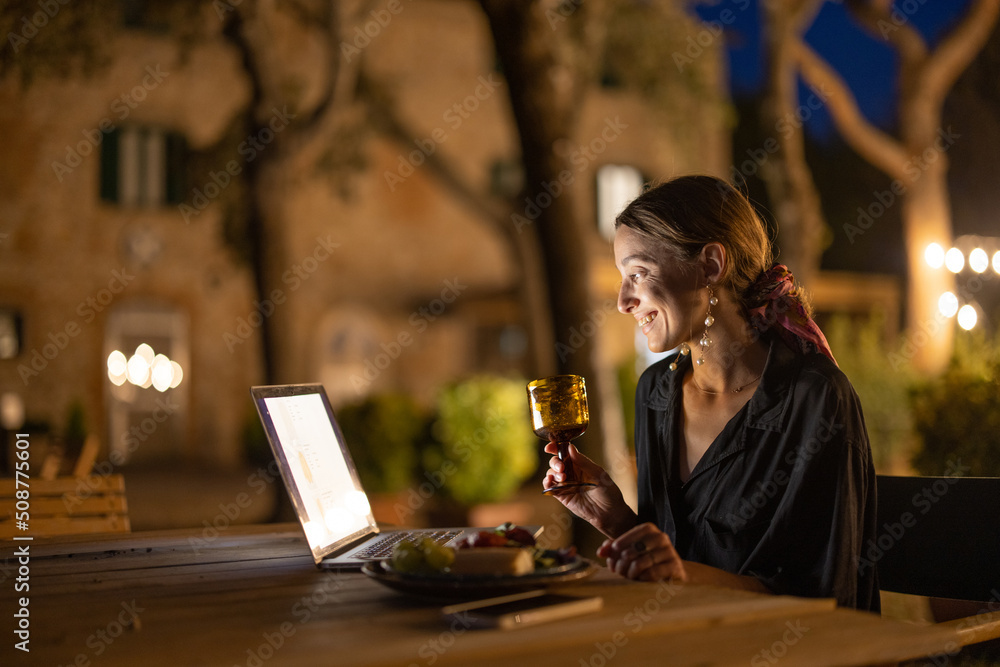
441,589,603,630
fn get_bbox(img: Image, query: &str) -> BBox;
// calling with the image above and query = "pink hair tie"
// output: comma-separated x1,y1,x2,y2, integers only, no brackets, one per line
746,264,837,366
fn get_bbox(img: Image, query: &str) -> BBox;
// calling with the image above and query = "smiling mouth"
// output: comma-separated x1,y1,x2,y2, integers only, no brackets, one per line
638,312,657,327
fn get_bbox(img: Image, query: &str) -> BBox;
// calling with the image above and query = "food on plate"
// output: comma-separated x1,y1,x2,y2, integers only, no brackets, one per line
447,547,534,576
390,537,455,574
456,522,537,549
389,523,580,576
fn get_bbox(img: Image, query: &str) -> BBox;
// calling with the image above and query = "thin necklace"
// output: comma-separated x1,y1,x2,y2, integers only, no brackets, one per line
692,372,763,395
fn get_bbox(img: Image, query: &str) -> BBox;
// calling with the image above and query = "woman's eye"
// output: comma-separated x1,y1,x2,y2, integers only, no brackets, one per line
630,273,643,283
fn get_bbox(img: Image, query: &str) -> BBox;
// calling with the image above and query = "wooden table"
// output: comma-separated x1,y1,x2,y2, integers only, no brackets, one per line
3,524,960,666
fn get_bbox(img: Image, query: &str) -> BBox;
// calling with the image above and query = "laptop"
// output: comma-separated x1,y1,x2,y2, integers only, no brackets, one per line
250,384,537,569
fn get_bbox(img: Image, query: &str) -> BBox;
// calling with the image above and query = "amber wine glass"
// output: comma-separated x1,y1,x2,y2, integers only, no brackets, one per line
527,374,597,495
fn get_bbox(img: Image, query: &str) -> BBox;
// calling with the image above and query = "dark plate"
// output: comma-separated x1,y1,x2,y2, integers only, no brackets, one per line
361,556,598,600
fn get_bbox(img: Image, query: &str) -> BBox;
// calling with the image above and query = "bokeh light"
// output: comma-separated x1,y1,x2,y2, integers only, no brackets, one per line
958,304,978,331
969,248,988,273
945,247,965,273
107,350,128,386
938,292,959,318
925,243,945,269
110,345,184,389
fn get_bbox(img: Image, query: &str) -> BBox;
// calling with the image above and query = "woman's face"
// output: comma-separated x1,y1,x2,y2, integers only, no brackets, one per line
614,225,702,354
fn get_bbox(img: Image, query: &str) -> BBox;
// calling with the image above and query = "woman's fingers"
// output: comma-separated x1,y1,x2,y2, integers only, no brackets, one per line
600,523,688,582
626,545,685,581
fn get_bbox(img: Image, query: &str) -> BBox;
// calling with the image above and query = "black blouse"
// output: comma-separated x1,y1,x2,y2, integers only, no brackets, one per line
634,337,880,611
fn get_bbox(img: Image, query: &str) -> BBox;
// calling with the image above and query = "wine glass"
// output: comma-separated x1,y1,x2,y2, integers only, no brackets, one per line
526,374,597,495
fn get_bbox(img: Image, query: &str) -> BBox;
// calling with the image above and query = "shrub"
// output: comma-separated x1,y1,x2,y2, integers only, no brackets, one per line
337,393,430,494
824,310,917,472
422,376,538,506
910,331,1000,477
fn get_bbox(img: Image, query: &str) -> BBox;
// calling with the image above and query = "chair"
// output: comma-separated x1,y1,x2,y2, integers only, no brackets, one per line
1,435,130,538
0,473,131,538
876,475,1000,649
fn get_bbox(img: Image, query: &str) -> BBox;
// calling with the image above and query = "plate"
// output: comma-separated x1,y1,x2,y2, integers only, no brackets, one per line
361,556,598,600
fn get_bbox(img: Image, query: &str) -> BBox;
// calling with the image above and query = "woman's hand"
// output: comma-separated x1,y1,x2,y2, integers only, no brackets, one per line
596,522,688,583
543,442,635,538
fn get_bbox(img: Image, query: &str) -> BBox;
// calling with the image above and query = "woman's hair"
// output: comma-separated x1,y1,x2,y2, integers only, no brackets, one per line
614,174,776,312
616,174,832,359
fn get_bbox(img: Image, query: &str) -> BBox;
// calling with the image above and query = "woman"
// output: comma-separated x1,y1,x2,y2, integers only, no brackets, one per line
544,175,879,611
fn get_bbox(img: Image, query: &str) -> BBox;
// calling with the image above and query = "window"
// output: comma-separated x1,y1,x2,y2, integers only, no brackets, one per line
596,164,644,240
101,126,186,207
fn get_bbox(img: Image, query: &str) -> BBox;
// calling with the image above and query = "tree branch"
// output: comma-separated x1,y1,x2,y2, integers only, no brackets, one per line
920,0,1000,108
285,0,374,151
787,0,825,34
793,38,911,181
360,72,510,234
845,0,927,65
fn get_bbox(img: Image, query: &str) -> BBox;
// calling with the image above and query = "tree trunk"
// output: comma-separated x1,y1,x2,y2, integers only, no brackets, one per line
478,0,635,514
897,152,955,373
793,0,1000,373
222,1,357,386
759,0,827,287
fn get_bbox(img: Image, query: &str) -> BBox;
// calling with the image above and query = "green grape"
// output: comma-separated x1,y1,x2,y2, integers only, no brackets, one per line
391,540,425,573
424,544,455,571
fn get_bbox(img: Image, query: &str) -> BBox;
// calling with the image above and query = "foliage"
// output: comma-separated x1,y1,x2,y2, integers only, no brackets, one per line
241,407,273,469
0,0,116,84
602,0,720,102
337,393,430,495
824,310,917,472
910,331,1000,477
617,355,639,455
64,399,87,443
422,376,538,507
0,2,205,85
601,0,731,156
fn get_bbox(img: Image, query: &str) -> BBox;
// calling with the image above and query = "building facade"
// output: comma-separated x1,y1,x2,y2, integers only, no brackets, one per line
0,1,729,474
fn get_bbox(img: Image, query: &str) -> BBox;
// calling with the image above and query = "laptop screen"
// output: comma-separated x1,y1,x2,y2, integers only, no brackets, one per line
251,385,377,561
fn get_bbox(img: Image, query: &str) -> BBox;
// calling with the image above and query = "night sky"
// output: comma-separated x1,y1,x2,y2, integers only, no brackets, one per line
697,0,974,139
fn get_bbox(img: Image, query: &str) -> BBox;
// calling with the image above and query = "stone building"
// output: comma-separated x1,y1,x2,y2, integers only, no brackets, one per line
0,1,729,485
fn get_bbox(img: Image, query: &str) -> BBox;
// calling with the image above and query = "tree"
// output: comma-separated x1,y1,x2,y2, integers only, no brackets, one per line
216,0,368,383
793,0,1000,373
477,0,636,506
1,1,370,386
758,0,828,287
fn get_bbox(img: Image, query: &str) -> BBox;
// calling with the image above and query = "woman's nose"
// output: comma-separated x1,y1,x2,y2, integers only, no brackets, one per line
617,283,636,314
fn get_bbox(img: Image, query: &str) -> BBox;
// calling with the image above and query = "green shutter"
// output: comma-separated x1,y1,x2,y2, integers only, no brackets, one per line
100,127,120,203
164,131,187,205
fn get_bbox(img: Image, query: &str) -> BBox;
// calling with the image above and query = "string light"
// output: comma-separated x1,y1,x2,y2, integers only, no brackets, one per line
957,305,978,331
109,345,184,391
945,247,965,273
938,292,959,318
925,243,945,269
969,248,988,273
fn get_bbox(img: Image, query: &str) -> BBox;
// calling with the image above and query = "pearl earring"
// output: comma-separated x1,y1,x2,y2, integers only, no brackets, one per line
668,342,691,371
696,285,717,366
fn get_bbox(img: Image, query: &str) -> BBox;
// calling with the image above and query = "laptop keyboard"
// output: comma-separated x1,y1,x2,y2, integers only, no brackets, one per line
354,530,461,559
